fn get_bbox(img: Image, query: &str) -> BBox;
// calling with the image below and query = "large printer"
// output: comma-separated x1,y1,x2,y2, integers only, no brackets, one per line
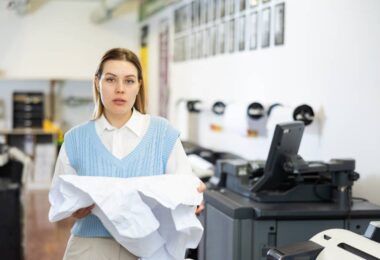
202,122,380,260
267,221,380,259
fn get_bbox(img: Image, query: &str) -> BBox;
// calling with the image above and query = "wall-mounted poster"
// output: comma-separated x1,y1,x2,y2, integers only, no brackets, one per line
190,32,197,59
196,30,203,58
218,22,226,54
261,7,271,48
250,0,258,7
210,0,217,21
228,18,235,53
200,0,207,25
211,25,217,56
274,3,285,45
191,0,200,28
219,0,226,19
175,36,187,61
238,15,246,51
239,0,246,12
228,0,235,15
249,11,258,50
183,35,189,60
204,27,210,57
174,37,183,61
175,5,189,33
182,5,190,32
174,8,181,33
207,0,213,23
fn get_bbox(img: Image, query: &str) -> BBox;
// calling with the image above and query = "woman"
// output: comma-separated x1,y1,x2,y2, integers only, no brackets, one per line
52,48,205,260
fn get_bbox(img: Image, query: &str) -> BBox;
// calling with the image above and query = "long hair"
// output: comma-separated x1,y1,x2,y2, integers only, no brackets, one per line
92,48,146,119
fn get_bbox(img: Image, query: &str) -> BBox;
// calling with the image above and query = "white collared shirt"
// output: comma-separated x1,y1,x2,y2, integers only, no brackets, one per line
52,110,193,185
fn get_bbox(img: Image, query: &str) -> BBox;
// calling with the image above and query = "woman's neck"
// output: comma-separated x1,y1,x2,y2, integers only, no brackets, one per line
104,110,132,129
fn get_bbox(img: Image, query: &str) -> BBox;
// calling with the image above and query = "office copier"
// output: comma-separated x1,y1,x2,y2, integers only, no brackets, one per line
201,122,380,260
267,221,380,259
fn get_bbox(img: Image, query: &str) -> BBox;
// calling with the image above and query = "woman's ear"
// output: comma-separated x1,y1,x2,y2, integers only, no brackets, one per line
95,76,100,92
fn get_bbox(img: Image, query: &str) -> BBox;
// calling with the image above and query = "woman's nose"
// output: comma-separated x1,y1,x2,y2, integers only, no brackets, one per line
115,80,125,93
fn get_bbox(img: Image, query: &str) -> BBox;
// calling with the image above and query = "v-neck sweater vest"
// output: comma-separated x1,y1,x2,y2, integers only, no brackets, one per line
64,116,179,237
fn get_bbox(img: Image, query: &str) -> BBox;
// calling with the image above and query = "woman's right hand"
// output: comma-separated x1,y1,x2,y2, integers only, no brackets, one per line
71,204,95,219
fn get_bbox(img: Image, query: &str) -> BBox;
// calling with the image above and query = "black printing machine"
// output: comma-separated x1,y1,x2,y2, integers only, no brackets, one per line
202,122,380,260
209,121,359,208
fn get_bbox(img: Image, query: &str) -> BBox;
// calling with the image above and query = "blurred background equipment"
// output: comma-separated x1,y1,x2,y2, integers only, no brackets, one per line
13,92,44,129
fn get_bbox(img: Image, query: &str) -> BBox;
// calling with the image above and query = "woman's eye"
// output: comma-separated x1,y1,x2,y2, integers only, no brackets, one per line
106,78,115,83
126,79,135,84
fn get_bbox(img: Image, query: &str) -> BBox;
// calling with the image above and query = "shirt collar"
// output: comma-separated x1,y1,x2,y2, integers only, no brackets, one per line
97,109,144,137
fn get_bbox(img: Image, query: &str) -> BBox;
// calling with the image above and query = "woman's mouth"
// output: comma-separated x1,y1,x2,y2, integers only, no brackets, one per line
113,99,126,106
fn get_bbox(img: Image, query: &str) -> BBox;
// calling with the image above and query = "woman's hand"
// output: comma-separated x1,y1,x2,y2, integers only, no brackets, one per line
197,181,206,193
71,204,95,219
195,181,206,215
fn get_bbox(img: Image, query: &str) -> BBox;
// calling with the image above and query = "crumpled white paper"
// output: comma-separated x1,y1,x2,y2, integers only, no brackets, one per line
49,174,204,260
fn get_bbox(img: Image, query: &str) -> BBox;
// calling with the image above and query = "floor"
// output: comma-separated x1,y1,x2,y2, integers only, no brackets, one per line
25,189,74,260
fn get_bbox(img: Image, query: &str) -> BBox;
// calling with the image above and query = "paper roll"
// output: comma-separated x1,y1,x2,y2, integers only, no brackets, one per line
266,105,293,132
223,102,250,136
175,101,190,140
187,154,214,178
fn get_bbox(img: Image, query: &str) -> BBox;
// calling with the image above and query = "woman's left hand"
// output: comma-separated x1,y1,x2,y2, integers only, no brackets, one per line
195,181,206,215
197,181,206,193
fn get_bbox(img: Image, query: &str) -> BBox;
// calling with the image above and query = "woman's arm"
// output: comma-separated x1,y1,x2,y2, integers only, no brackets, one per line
166,138,206,214
50,143,94,219
51,143,77,188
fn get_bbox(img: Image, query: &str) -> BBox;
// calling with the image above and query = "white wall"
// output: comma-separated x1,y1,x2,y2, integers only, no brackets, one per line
0,0,141,129
0,0,140,80
146,0,380,204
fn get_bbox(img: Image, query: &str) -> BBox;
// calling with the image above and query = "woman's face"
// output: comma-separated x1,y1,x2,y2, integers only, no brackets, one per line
96,60,140,118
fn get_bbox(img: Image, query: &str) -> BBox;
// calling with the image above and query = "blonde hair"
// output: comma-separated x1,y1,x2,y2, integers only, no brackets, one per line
92,48,146,119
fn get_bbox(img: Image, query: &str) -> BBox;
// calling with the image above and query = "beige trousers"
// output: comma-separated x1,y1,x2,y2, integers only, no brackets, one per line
63,235,138,260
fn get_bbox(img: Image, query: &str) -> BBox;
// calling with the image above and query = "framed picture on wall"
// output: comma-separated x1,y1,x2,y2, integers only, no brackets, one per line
204,28,210,58
213,0,218,21
218,22,226,54
274,3,285,45
183,5,190,31
174,8,181,33
183,35,189,61
196,30,203,58
239,0,246,12
211,25,217,56
228,0,235,15
174,37,186,61
219,0,226,19
200,0,207,25
228,18,235,53
238,15,246,51
249,0,258,7
249,11,258,50
207,0,214,23
261,7,271,48
173,38,179,61
190,32,197,59
191,0,200,28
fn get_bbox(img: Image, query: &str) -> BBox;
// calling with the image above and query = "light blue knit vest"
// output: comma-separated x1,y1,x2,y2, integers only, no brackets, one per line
64,116,179,237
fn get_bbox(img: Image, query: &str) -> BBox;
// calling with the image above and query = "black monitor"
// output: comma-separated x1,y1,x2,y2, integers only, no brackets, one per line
251,121,305,193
